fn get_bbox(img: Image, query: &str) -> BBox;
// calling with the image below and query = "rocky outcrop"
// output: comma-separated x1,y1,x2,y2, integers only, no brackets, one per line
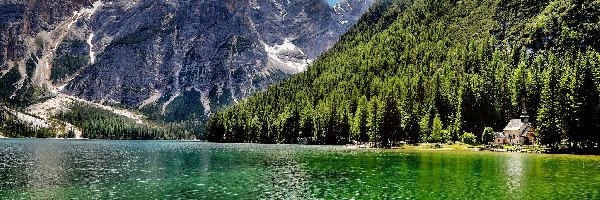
0,0,89,65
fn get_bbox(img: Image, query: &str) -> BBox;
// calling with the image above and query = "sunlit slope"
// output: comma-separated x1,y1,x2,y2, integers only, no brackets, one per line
207,0,600,148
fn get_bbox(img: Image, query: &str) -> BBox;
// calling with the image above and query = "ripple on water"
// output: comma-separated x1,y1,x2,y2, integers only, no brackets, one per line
0,140,599,199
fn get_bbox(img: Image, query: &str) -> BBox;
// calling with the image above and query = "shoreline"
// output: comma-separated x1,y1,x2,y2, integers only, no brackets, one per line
362,144,600,156
0,137,598,155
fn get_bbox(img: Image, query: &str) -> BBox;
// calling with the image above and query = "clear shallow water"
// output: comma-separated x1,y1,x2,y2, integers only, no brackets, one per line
0,139,599,199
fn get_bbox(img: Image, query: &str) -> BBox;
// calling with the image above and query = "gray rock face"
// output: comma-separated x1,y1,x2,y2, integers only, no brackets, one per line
0,0,372,121
0,0,91,66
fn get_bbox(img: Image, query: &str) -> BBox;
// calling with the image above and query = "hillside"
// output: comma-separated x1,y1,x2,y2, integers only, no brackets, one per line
0,0,373,138
207,0,600,149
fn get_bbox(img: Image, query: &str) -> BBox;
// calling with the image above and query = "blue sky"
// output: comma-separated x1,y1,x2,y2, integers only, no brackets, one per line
327,0,339,6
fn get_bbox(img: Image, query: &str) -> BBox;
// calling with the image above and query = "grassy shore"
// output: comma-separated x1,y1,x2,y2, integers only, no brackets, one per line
378,142,548,153
396,143,477,151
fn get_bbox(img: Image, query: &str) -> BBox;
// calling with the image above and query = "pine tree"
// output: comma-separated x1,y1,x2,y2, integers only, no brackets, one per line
538,63,563,148
366,98,381,143
419,114,431,143
431,114,443,143
570,52,600,148
352,96,369,142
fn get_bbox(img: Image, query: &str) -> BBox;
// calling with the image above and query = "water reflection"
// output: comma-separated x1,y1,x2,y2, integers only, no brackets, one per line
0,140,599,199
504,153,525,198
27,140,65,197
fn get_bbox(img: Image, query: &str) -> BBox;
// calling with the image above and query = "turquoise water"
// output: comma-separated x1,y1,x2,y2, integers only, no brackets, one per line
0,139,599,199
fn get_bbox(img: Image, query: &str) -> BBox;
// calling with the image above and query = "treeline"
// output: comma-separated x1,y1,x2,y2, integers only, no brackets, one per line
56,103,203,140
0,107,55,138
207,0,600,149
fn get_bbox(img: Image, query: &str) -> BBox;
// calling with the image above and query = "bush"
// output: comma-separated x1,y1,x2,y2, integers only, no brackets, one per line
461,132,477,145
482,127,495,144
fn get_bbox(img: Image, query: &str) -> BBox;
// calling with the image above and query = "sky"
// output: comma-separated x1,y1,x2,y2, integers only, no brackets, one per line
327,0,339,6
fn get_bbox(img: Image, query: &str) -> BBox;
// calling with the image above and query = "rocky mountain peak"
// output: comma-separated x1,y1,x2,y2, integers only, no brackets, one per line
0,0,373,124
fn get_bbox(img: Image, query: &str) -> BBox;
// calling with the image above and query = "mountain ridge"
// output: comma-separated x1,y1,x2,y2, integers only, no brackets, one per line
0,0,373,138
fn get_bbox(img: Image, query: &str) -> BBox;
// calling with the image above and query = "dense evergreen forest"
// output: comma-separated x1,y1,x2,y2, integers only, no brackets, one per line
207,0,600,149
55,103,202,140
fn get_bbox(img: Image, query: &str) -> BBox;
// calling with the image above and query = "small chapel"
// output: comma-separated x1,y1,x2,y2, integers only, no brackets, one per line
494,110,536,145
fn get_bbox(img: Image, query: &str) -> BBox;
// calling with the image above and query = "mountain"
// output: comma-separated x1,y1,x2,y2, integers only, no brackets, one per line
63,0,373,113
206,0,600,148
0,0,373,138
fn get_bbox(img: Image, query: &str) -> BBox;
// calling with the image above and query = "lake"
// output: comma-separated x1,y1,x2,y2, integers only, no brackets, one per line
0,139,599,199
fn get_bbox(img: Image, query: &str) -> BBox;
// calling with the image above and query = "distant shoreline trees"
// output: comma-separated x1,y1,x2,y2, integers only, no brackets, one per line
0,104,55,138
55,102,203,140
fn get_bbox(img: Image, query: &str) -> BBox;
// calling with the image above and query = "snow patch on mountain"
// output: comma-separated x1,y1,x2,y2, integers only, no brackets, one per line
263,38,311,73
87,33,96,64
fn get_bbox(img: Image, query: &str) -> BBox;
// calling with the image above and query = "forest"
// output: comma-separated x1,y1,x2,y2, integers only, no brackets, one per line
207,0,600,149
0,102,203,139
0,105,55,138
55,103,202,140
